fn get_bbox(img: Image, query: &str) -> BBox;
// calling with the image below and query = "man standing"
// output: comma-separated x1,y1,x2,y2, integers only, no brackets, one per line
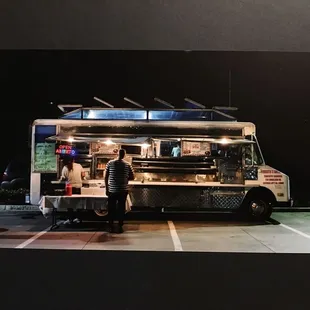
104,149,134,233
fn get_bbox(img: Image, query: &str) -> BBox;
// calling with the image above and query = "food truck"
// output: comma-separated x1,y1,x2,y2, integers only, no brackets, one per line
30,107,291,222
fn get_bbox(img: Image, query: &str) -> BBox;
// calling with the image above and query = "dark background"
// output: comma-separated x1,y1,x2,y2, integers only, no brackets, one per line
0,0,309,201
1,50,309,201
1,3,310,309
1,0,310,51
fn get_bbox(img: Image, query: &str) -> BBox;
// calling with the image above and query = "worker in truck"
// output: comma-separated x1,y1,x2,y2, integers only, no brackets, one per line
104,149,135,233
171,143,181,157
61,156,85,225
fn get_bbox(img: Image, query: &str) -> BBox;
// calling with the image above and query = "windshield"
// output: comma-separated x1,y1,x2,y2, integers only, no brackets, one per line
244,135,264,166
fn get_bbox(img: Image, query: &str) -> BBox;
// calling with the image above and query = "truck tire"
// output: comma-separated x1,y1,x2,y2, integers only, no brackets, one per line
94,210,109,217
246,198,273,221
240,187,275,221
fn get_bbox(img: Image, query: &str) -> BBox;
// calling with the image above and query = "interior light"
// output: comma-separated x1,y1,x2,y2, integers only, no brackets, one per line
219,138,230,144
141,143,151,149
104,139,115,145
68,137,74,143
88,111,95,119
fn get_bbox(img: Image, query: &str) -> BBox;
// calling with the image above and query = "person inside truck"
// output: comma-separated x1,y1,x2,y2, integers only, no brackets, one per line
171,143,181,157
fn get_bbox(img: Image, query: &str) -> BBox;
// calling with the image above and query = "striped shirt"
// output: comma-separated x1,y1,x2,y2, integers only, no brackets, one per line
105,159,134,193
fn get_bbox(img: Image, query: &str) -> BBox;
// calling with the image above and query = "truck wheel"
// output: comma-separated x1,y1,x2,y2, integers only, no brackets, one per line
94,210,108,217
247,199,273,221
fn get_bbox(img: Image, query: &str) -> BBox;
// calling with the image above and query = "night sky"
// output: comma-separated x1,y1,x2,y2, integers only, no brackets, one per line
0,50,309,200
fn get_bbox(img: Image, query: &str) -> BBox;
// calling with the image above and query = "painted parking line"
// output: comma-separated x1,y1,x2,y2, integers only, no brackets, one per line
15,221,64,249
279,223,310,240
15,227,51,249
167,221,183,251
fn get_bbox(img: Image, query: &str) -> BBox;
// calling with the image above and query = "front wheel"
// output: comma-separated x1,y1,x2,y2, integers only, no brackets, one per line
241,198,273,221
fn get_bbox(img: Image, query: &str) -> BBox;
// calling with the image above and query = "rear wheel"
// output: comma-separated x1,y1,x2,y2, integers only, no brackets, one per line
94,209,108,217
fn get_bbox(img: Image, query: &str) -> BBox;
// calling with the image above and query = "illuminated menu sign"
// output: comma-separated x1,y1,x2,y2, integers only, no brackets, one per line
34,143,57,172
55,144,76,155
182,141,210,156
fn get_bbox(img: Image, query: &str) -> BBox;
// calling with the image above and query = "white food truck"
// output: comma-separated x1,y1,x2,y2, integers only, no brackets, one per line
30,107,290,222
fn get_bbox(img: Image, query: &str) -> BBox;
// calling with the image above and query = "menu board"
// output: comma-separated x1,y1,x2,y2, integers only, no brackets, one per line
90,142,119,155
182,141,210,156
34,142,57,172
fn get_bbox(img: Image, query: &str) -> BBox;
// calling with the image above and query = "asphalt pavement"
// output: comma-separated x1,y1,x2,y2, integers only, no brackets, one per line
1,212,310,252
2,211,310,310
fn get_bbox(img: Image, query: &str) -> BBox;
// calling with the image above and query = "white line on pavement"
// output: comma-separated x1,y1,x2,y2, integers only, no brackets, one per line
15,227,50,249
167,221,183,251
280,223,310,240
15,221,64,249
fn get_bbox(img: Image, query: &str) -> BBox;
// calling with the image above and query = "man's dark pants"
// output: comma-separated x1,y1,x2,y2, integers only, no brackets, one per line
108,191,128,227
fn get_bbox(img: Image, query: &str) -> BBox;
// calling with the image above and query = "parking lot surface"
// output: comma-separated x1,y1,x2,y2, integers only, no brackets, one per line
1,212,310,252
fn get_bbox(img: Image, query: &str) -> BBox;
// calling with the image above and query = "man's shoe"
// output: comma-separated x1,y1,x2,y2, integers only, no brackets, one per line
118,226,124,234
73,218,81,224
63,219,73,226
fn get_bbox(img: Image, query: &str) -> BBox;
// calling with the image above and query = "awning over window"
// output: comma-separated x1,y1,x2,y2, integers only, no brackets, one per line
46,135,150,145
181,138,255,144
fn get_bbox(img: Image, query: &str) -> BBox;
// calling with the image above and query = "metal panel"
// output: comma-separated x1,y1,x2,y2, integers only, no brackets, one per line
130,186,244,209
212,193,243,209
